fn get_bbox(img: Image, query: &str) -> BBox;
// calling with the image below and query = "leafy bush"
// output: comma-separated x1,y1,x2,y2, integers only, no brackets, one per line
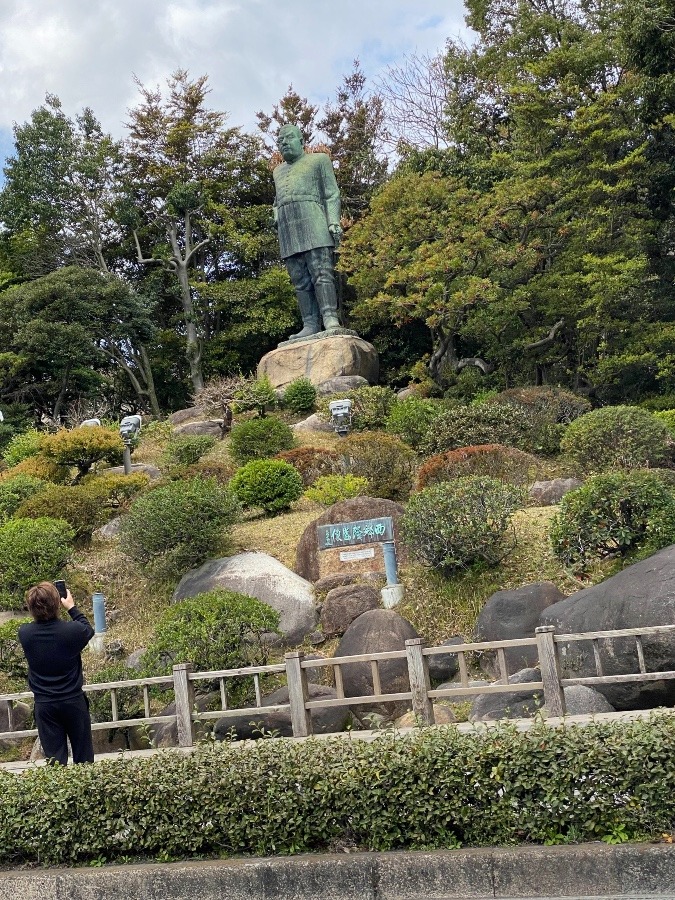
232,374,277,417
163,435,217,467
341,432,416,500
40,426,125,479
0,423,15,454
230,459,304,515
0,618,30,685
420,403,535,456
15,484,104,544
0,455,69,484
119,477,240,579
304,474,370,506
417,444,541,490
0,517,74,610
282,377,317,414
275,447,343,486
560,406,673,473
550,471,675,570
2,717,674,865
228,416,296,465
81,472,150,510
654,409,675,436
2,429,45,468
485,387,591,454
318,385,398,431
182,459,236,485
385,396,445,451
0,475,46,523
143,589,280,679
401,477,525,573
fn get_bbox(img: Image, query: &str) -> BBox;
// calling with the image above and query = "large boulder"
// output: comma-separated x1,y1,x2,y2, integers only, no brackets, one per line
559,685,615,717
320,584,380,636
475,582,565,677
257,334,379,390
334,609,419,719
0,700,30,748
529,478,583,506
291,413,334,433
469,668,543,722
173,552,317,646
539,544,675,710
169,406,206,425
213,683,350,741
172,420,223,438
427,637,465,683
316,375,370,395
296,497,406,583
152,692,221,748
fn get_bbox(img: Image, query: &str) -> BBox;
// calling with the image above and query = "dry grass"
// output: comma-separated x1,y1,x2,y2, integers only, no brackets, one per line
230,501,321,570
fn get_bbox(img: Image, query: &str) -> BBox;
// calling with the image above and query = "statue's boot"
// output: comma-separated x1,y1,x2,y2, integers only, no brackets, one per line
316,282,341,331
289,290,320,340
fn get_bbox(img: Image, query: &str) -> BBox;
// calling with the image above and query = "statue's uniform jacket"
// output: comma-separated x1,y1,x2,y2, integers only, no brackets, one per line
273,152,341,259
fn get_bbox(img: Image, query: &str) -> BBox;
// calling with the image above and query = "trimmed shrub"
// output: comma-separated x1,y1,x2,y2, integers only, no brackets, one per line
3,717,673,865
550,471,675,570
232,374,277,417
654,409,675,436
275,447,343,486
282,377,317,414
560,406,673,474
0,475,46,523
2,429,45,468
385,396,445,451
340,432,416,500
304,474,370,506
228,416,296,465
417,444,541,490
0,456,69,484
318,385,398,431
40,426,125,479
230,459,304,515
485,387,591,454
0,517,74,610
15,484,103,544
0,617,30,685
420,403,535,456
143,590,280,679
401,477,525,573
119,477,240,579
182,459,236,485
81,472,150,510
163,435,217,467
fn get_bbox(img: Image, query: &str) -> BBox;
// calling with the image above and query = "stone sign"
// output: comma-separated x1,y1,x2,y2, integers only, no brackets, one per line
316,516,394,551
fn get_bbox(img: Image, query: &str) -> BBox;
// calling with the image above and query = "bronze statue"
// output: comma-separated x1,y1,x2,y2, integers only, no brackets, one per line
272,124,343,340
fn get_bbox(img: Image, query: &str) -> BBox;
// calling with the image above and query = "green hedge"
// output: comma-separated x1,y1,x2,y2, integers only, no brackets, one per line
1,717,675,865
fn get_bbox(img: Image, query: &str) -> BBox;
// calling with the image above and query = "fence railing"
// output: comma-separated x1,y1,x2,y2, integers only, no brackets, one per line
2,623,675,749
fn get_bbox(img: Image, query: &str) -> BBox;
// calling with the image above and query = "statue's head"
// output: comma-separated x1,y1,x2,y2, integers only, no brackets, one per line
277,124,304,164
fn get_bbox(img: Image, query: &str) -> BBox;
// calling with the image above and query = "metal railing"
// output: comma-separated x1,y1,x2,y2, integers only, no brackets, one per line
2,623,675,749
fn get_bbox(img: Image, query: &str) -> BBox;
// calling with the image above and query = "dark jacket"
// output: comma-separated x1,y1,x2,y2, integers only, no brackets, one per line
18,608,94,702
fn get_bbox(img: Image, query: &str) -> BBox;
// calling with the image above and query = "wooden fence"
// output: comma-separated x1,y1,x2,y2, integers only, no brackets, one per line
2,624,675,749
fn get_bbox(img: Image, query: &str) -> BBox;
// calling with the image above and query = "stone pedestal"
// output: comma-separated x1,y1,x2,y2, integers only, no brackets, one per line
257,333,379,390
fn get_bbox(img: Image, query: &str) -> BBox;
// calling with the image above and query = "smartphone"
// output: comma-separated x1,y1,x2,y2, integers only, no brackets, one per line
54,580,67,599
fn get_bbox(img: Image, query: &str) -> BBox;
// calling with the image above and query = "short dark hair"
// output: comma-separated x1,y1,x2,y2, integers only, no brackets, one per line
26,582,61,622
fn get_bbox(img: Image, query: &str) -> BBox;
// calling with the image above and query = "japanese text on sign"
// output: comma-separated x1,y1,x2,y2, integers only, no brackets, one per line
317,516,394,551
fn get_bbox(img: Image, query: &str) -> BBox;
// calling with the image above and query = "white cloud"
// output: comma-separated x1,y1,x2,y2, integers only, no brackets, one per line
0,0,467,141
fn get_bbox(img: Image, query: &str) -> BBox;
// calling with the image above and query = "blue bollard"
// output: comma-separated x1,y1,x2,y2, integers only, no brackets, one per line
92,592,107,633
382,541,399,585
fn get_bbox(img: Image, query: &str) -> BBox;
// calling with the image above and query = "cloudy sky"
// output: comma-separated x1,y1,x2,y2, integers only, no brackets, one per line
0,0,468,174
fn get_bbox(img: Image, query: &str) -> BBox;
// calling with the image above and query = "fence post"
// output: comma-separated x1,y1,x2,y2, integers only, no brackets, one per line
405,638,435,726
285,651,312,737
173,663,195,747
535,626,566,717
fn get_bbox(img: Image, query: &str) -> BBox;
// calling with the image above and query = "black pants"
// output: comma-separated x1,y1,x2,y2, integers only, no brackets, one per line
34,694,94,765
